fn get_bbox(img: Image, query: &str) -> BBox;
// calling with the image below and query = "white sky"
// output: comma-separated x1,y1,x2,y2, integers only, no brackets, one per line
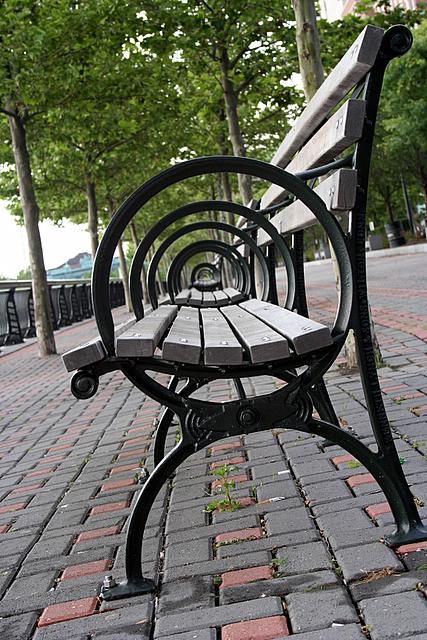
0,201,92,278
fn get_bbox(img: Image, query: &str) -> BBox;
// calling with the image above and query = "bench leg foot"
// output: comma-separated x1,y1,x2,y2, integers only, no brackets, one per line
385,522,427,548
100,577,156,601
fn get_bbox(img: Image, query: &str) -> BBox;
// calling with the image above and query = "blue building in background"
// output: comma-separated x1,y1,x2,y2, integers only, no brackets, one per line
47,252,120,280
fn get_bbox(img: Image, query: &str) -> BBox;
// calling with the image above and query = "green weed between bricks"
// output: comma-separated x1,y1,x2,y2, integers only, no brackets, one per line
205,464,241,513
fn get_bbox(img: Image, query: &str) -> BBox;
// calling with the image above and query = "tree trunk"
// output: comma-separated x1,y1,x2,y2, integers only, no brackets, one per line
292,0,324,101
130,221,149,305
107,194,132,313
7,106,56,356
219,49,252,204
291,1,381,370
385,194,395,223
86,177,99,259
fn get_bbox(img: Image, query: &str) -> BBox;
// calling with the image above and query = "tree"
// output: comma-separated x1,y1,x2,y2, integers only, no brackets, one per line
381,19,427,210
0,1,146,355
143,0,300,203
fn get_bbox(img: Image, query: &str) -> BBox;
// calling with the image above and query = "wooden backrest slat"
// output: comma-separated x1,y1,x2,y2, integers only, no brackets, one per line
261,100,365,209
258,168,357,245
162,307,201,364
240,300,333,355
201,308,243,365
270,25,383,169
221,305,290,363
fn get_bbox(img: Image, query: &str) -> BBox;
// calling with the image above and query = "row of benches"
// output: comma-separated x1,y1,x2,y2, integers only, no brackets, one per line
0,280,125,346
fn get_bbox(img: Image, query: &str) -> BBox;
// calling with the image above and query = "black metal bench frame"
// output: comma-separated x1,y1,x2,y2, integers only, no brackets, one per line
66,25,427,601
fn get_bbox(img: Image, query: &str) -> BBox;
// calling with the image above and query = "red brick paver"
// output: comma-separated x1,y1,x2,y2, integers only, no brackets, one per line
222,615,289,639
100,478,135,492
75,525,120,543
210,456,245,470
38,597,98,627
215,527,263,545
396,540,427,555
0,502,26,514
220,565,273,589
210,441,242,454
89,500,128,515
61,559,111,580
365,502,391,519
346,473,376,488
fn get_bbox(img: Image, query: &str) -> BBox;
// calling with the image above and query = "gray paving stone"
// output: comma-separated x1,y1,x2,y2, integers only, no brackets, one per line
286,588,359,632
164,537,210,568
265,508,316,536
0,611,38,640
156,631,215,640
276,541,331,575
220,570,339,605
153,595,283,637
335,542,404,582
350,568,427,601
217,530,319,559
158,576,214,614
359,591,427,639
280,625,366,640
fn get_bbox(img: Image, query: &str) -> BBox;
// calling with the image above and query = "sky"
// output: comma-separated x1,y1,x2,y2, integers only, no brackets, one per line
0,201,91,278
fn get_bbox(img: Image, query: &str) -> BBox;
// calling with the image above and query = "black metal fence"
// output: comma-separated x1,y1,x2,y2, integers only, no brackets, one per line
0,280,125,346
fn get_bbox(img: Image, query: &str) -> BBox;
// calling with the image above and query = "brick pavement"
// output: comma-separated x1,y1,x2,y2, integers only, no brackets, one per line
0,286,426,639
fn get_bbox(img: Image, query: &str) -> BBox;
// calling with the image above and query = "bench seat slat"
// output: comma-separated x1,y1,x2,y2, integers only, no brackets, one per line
213,290,230,305
258,169,357,245
261,100,366,209
221,305,290,363
62,318,136,372
201,292,216,306
116,306,177,357
223,287,243,302
175,289,190,304
201,308,243,365
240,300,333,355
189,289,203,306
162,307,201,364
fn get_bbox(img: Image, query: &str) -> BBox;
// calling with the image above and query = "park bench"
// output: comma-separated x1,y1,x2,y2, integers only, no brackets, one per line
62,24,427,601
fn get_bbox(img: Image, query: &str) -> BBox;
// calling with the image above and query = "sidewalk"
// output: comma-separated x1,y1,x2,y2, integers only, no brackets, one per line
0,305,426,639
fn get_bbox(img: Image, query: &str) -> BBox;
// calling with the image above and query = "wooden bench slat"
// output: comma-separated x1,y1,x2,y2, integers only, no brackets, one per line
162,307,201,364
269,25,383,169
201,292,216,306
116,306,177,357
240,300,333,355
200,308,243,365
221,305,290,363
258,169,357,245
261,100,366,209
62,318,136,372
223,287,243,302
213,290,230,305
189,289,203,306
175,289,190,304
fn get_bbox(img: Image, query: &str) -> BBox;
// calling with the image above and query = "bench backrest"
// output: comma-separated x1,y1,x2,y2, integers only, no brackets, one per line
235,26,409,252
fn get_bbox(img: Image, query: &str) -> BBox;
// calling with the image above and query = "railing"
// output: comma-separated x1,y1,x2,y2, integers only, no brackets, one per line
0,279,125,346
